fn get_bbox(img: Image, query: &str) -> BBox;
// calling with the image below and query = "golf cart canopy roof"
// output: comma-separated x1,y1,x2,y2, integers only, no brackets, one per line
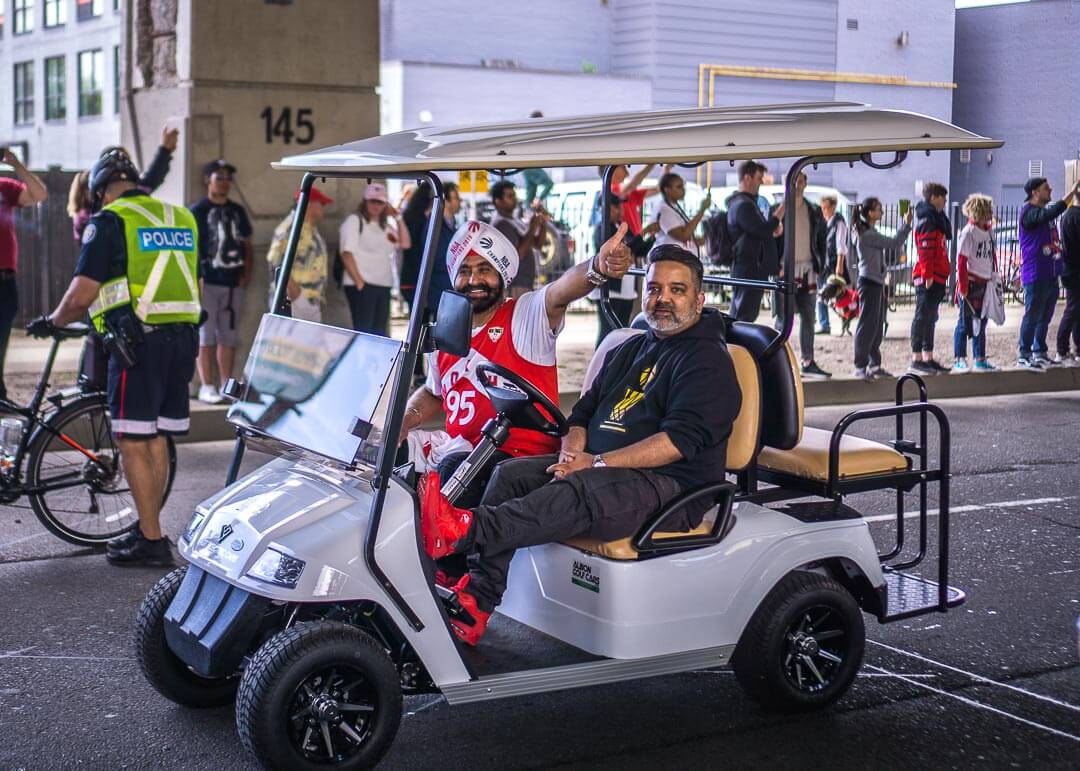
273,101,1002,175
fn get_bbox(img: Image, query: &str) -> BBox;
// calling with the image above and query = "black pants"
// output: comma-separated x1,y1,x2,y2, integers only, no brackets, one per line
773,285,816,362
434,449,513,579
854,279,885,370
461,455,684,611
595,298,634,346
910,281,946,354
344,284,391,336
0,276,17,402
1056,276,1080,356
731,286,764,322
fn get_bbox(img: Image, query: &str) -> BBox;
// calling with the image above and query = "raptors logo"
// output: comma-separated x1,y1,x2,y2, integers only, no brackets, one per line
487,326,504,343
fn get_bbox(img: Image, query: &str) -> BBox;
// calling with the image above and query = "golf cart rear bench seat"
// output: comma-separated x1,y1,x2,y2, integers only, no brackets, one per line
565,319,760,560
737,322,910,487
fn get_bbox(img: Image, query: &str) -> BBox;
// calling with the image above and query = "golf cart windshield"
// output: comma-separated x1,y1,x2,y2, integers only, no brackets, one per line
227,314,401,469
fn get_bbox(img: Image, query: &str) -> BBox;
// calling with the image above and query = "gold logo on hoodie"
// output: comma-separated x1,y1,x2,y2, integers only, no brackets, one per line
599,366,655,432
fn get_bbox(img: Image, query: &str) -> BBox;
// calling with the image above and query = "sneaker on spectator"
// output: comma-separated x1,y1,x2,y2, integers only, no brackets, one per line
973,359,997,372
1017,356,1045,372
801,361,832,379
926,359,951,373
1034,353,1062,367
197,384,224,404
870,366,895,380
852,367,873,382
908,360,936,375
952,358,969,373
815,324,831,335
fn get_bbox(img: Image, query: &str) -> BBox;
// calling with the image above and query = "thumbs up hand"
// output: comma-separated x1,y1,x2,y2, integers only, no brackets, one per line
598,222,632,278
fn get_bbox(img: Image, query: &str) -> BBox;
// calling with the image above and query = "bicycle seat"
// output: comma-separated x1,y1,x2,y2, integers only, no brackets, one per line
53,322,90,340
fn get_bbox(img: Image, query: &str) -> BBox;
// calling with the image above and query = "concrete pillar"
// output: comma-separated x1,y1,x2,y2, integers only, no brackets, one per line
120,0,380,379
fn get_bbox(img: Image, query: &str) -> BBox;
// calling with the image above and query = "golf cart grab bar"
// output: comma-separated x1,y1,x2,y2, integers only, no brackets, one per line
632,481,737,555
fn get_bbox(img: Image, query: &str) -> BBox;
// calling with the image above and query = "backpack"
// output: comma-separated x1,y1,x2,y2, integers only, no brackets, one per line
333,216,363,288
703,209,734,266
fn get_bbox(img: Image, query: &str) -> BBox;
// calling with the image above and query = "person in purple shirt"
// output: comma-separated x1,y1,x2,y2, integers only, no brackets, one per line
1016,176,1080,370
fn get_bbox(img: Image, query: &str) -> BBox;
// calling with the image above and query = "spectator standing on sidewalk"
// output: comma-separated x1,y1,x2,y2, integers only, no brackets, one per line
1055,197,1080,362
490,179,547,300
68,126,180,243
909,183,953,375
266,186,333,323
816,195,848,334
0,148,48,402
592,192,659,343
1016,177,1080,369
773,172,830,378
190,160,253,403
727,160,783,322
608,163,667,236
952,194,998,372
850,197,912,381
652,171,709,255
339,183,411,336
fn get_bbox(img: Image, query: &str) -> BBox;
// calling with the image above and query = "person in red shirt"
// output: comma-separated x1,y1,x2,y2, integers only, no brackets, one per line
399,218,632,583
609,163,670,236
0,148,48,402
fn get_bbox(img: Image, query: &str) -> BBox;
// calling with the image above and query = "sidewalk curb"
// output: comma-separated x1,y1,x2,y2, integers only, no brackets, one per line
176,367,1080,445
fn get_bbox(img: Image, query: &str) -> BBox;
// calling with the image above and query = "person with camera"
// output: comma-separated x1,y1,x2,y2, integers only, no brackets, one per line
26,150,200,567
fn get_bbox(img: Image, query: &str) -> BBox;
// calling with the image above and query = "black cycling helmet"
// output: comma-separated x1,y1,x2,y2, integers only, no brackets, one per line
88,148,140,205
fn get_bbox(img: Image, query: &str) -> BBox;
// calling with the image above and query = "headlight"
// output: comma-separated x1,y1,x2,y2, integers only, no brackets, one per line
182,508,208,544
246,548,306,588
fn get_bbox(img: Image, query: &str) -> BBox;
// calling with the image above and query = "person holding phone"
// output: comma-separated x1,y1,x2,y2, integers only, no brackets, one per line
652,171,709,255
909,182,952,375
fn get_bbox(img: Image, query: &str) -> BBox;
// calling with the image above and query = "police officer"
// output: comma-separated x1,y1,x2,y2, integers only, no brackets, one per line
27,149,200,566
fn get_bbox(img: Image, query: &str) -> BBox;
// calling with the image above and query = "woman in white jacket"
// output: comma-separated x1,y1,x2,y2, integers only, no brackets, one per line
339,183,411,335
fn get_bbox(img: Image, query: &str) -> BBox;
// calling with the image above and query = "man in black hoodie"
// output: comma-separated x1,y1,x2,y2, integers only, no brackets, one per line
727,160,784,322
417,245,741,645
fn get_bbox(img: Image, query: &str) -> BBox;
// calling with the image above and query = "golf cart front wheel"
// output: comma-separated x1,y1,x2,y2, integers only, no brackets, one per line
732,570,864,713
236,620,402,770
134,566,239,708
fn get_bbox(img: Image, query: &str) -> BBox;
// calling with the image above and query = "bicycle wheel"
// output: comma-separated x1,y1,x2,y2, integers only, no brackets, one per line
26,397,178,547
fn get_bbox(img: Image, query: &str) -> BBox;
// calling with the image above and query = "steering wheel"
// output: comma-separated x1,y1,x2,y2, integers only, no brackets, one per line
475,362,569,437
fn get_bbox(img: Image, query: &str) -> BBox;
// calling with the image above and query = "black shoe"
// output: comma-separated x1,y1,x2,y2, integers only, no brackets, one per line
926,359,951,373
801,361,832,379
105,526,140,554
908,360,936,375
105,530,175,567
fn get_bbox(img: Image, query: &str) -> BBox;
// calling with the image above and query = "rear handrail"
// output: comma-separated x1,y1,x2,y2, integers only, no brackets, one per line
827,398,952,611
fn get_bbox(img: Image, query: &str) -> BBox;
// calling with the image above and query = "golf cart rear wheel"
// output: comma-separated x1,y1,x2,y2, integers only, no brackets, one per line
732,570,864,713
236,621,402,770
134,566,239,707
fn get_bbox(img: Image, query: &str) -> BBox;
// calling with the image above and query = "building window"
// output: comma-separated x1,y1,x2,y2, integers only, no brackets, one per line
958,149,971,164
78,48,104,117
14,60,35,124
76,0,102,21
45,55,66,120
14,0,33,34
113,45,120,113
44,0,64,26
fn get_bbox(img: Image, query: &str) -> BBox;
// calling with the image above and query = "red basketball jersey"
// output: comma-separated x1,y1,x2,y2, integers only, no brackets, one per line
433,296,560,457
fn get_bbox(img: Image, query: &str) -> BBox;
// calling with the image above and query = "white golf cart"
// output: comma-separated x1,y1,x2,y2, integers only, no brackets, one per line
134,103,1002,769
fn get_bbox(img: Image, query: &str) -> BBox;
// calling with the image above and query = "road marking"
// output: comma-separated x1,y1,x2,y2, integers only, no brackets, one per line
868,640,1080,714
863,496,1070,524
0,652,130,662
864,663,1080,743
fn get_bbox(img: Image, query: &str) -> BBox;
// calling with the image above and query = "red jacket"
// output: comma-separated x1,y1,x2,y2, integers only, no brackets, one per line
912,200,952,284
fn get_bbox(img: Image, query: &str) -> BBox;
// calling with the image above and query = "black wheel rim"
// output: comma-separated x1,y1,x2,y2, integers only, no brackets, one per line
781,604,848,694
288,665,377,764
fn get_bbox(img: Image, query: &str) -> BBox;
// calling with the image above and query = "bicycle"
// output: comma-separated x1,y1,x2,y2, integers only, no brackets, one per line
0,322,176,546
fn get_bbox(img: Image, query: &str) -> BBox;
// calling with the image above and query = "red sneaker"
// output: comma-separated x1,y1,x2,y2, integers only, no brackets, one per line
433,569,458,590
445,575,491,646
417,471,474,559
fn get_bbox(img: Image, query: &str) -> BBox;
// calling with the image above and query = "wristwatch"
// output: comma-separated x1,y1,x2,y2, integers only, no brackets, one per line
592,454,607,468
585,257,608,287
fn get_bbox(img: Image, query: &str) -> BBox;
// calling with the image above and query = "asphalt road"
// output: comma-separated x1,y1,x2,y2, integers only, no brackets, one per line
1,391,1078,769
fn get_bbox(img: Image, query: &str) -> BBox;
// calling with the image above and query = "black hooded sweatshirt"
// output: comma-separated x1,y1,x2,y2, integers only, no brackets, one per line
568,309,740,524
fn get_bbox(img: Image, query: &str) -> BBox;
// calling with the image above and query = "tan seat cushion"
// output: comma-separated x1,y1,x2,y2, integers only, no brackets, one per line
725,345,759,471
757,426,908,481
564,518,715,561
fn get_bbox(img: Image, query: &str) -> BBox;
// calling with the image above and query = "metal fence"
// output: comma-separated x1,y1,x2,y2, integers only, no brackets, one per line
4,168,81,327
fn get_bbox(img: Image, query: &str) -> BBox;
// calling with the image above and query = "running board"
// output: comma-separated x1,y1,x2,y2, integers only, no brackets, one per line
881,570,965,622
440,645,734,705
